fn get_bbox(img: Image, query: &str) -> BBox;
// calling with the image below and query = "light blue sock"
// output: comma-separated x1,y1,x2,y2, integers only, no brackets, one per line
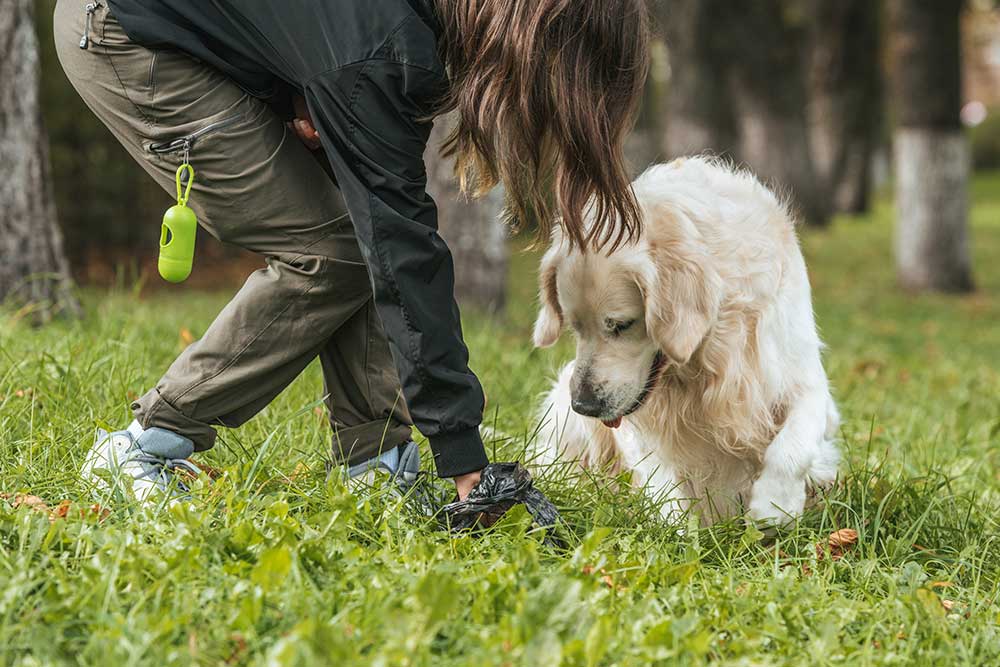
376,445,401,473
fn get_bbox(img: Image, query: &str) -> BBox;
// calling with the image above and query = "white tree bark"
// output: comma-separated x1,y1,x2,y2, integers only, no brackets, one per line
894,129,973,292
425,117,508,313
0,0,78,318
889,0,973,293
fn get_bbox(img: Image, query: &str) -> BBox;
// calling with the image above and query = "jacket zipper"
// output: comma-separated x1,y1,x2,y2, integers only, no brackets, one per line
79,2,101,50
149,114,243,156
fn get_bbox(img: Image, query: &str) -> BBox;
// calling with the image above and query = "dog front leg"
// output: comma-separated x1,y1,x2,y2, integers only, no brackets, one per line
749,386,839,525
614,436,688,525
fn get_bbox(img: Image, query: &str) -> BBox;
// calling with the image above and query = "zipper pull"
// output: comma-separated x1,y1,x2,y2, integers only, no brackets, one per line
79,3,100,50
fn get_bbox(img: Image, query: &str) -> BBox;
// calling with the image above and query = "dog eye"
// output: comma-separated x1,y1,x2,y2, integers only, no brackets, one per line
608,319,636,336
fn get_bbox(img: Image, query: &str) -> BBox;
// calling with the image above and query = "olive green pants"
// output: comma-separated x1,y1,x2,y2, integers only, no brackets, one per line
55,0,413,464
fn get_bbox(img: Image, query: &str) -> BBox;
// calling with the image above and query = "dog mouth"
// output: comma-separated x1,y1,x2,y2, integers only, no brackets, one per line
601,352,668,429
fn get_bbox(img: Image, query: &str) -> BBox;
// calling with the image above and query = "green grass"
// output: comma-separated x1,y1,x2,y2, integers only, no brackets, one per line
2,173,1000,666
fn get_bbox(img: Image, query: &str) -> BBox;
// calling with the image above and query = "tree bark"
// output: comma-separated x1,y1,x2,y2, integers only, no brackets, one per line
661,0,830,226
625,41,667,176
889,0,973,292
806,0,882,214
425,117,508,313
721,1,830,226
0,0,78,319
661,0,738,159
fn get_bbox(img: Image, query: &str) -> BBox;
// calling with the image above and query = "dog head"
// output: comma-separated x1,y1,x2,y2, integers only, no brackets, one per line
533,203,722,426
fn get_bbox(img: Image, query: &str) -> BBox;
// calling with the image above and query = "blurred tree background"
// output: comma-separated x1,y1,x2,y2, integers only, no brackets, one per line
4,0,1000,317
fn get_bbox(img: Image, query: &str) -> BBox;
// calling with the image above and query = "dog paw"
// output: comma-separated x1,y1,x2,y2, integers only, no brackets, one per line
748,474,806,526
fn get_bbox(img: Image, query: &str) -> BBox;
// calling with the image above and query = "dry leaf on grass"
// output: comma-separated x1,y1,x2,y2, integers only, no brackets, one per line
172,459,223,481
225,633,248,665
2,493,49,513
3,493,109,523
817,528,858,561
198,463,224,480
582,565,625,591
179,328,196,347
290,462,310,482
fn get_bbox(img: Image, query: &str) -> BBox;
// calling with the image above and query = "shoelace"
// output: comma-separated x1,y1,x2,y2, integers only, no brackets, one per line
131,453,202,491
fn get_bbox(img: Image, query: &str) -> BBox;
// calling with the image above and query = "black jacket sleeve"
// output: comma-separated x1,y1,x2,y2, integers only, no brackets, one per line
304,60,489,478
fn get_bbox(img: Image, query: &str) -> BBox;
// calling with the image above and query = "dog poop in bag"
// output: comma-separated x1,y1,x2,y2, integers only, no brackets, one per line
440,462,563,545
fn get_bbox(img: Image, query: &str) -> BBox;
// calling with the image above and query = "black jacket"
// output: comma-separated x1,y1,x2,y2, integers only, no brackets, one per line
107,0,488,477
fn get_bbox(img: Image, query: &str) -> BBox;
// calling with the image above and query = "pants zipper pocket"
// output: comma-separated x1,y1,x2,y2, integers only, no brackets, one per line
79,2,102,50
149,114,244,156
148,52,159,92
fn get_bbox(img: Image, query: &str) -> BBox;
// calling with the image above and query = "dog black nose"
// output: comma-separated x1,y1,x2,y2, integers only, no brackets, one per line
571,385,605,417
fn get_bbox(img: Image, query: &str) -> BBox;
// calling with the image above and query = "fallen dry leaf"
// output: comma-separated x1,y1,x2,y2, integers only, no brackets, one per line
52,500,72,520
3,494,109,523
290,462,310,482
49,500,110,523
581,565,624,591
195,461,224,480
828,528,859,548
84,504,111,522
817,528,859,561
225,633,248,665
10,494,49,513
179,328,196,347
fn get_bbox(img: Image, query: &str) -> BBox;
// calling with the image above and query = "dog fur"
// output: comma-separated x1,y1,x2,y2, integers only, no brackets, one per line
533,157,840,525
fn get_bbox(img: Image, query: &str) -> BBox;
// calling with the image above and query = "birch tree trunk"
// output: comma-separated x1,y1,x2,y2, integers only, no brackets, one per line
0,0,78,319
425,117,508,313
889,0,973,292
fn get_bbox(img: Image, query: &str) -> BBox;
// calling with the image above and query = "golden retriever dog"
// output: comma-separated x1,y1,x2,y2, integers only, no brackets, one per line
533,157,840,525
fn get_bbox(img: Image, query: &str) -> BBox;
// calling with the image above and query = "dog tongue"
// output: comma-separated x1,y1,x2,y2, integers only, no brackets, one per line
602,416,623,429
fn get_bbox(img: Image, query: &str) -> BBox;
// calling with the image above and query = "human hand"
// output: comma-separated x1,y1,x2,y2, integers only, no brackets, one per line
453,469,483,501
289,94,321,150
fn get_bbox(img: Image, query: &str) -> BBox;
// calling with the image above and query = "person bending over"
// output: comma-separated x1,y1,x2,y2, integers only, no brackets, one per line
55,0,650,501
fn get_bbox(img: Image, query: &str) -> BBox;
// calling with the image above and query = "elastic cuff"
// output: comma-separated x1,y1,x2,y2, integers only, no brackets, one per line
132,389,217,452
429,428,489,478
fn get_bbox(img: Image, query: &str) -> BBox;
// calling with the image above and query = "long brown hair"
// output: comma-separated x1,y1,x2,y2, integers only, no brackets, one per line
435,0,651,250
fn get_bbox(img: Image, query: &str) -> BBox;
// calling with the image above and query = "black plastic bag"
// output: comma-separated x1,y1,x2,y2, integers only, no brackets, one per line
439,462,563,545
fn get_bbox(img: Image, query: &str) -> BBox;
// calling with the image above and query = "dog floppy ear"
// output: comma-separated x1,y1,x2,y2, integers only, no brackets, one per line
640,236,723,365
533,248,563,348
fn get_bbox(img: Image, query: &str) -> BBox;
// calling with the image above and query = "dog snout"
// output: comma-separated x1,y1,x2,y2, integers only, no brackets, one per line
571,381,605,418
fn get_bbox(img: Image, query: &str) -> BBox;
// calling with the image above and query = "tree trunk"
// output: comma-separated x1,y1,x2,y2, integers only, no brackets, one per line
661,0,829,226
0,0,78,319
889,0,973,292
661,0,738,159
807,0,882,214
721,1,830,226
425,117,508,313
625,40,667,176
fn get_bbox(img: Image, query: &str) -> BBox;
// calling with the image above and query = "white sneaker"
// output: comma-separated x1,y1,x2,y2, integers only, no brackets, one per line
82,421,201,504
